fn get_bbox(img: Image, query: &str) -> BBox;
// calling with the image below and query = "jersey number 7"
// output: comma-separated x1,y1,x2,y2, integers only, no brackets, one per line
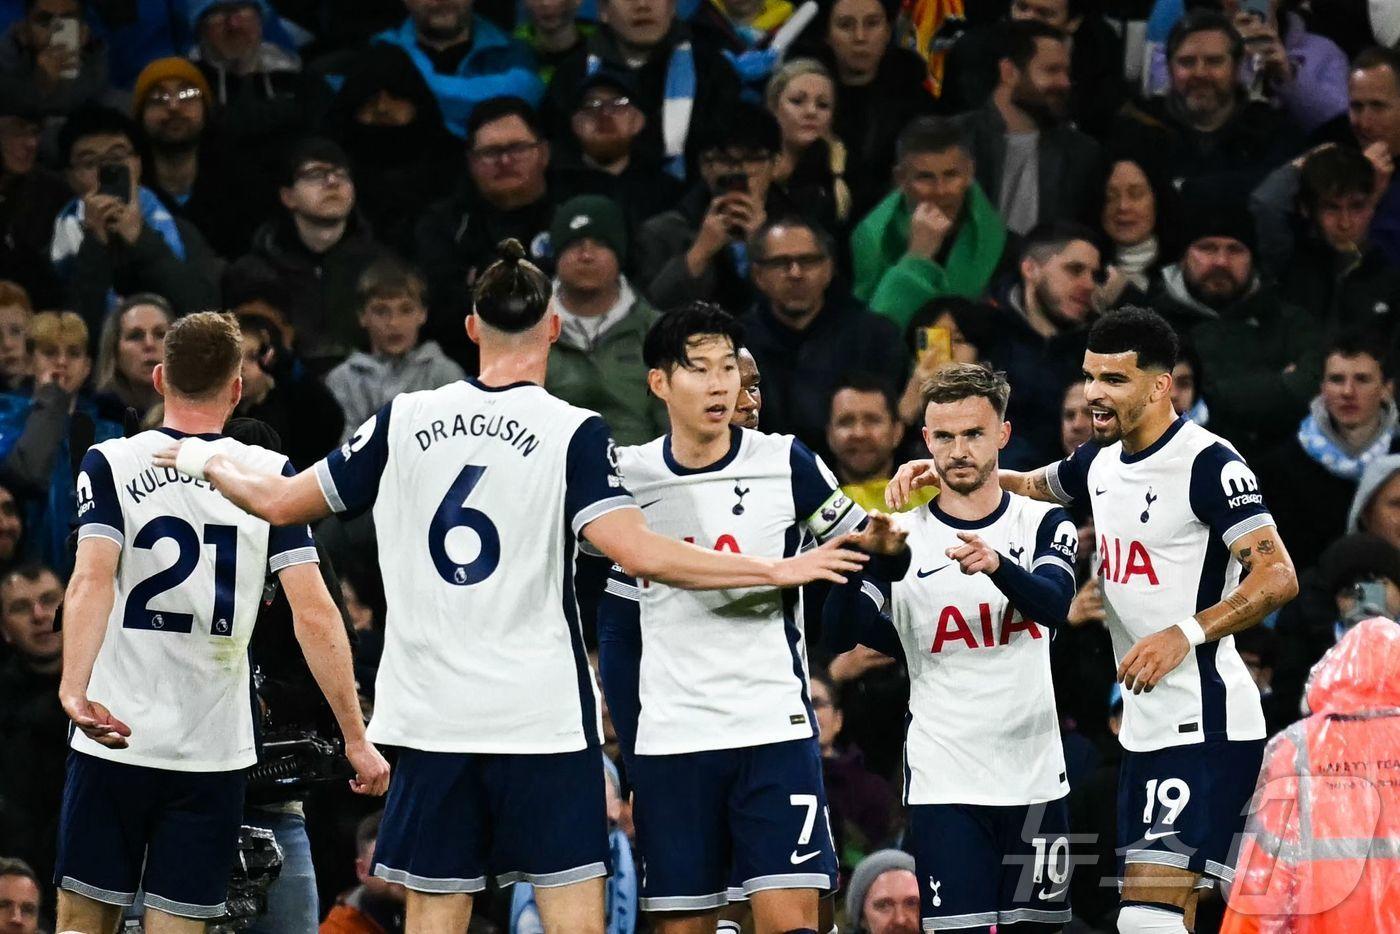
429,464,501,586
124,516,238,636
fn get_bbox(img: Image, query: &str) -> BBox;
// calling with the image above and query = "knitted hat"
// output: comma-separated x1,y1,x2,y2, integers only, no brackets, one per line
1318,533,1400,595
845,849,916,930
551,195,628,264
280,136,351,187
132,57,212,116
1181,201,1257,255
187,0,271,32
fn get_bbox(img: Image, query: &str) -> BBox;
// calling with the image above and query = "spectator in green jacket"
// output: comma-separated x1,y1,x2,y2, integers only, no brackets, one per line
851,116,1007,330
544,194,666,445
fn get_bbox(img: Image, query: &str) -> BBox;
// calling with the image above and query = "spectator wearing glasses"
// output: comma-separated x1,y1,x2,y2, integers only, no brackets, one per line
50,104,220,330
131,56,256,260
551,69,684,238
225,137,389,369
417,96,557,369
188,0,333,254
0,0,108,120
740,215,905,454
634,101,791,313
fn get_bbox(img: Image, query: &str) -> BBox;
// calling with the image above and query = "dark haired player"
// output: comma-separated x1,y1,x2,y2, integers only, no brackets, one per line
889,308,1299,934
156,243,866,934
596,303,904,934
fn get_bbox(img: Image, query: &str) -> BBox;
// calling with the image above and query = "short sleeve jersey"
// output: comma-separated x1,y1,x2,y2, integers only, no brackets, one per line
1048,417,1272,751
315,379,635,754
74,429,316,771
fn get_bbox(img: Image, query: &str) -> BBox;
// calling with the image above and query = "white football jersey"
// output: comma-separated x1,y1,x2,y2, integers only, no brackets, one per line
602,426,865,756
862,493,1075,806
73,429,317,771
315,379,635,754
1048,417,1271,752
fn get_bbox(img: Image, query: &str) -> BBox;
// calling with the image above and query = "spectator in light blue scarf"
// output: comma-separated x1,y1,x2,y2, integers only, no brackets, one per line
47,103,219,330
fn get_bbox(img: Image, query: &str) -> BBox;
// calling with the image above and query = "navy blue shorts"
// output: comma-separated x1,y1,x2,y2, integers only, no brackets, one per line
1117,738,1265,885
54,751,247,919
908,798,1072,932
631,737,837,912
372,746,611,893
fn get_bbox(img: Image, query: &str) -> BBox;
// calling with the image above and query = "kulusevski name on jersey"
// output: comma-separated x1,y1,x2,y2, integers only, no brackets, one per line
118,464,218,504
600,426,866,756
314,380,636,755
1046,417,1271,752
848,493,1077,806
74,429,317,772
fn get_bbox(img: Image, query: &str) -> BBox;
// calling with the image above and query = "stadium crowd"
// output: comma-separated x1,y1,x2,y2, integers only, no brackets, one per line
2,0,1400,931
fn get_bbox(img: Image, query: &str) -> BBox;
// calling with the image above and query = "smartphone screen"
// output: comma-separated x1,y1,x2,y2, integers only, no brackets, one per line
917,326,952,368
98,163,131,203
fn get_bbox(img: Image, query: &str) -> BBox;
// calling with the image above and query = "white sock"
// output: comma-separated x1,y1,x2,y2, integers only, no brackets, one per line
1117,904,1188,933
717,923,742,934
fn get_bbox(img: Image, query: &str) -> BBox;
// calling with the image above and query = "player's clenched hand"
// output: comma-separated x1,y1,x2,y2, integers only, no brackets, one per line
772,535,868,587
849,510,907,556
1117,627,1191,695
947,532,1000,575
885,459,937,510
61,693,132,748
345,739,390,796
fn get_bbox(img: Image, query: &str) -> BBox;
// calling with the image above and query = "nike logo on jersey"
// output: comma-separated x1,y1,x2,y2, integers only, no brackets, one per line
1142,828,1179,841
1037,883,1070,901
916,565,949,578
639,499,661,509
1094,487,1107,495
790,849,821,865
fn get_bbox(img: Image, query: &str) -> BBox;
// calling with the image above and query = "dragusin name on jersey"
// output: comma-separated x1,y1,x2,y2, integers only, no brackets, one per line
125,466,217,504
414,413,540,458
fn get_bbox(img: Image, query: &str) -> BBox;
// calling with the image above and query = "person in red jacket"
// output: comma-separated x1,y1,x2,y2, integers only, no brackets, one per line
1223,615,1400,933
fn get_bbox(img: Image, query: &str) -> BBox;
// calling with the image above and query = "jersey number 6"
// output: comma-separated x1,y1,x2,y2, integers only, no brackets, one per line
123,516,238,636
429,463,502,586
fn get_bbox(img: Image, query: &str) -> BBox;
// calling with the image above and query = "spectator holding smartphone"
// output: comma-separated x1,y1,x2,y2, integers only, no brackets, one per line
635,102,791,312
49,105,220,330
0,0,108,119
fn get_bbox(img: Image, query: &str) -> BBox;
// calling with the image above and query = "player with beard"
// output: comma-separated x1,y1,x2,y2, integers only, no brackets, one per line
956,20,1102,236
890,308,1300,934
828,363,1079,933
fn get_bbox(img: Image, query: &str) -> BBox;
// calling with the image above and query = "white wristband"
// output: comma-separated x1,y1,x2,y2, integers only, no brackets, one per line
174,437,218,481
1176,616,1208,647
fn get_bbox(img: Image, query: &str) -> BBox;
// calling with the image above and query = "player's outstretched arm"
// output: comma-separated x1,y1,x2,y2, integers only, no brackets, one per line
279,562,390,796
58,538,132,749
154,441,332,526
1118,527,1299,694
583,507,868,589
997,466,1059,503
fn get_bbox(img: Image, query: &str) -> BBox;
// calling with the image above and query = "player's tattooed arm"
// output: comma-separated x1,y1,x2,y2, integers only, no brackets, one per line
1197,529,1299,640
998,467,1059,503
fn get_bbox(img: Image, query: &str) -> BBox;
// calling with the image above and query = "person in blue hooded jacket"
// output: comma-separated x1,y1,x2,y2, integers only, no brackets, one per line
0,311,121,580
373,0,543,138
